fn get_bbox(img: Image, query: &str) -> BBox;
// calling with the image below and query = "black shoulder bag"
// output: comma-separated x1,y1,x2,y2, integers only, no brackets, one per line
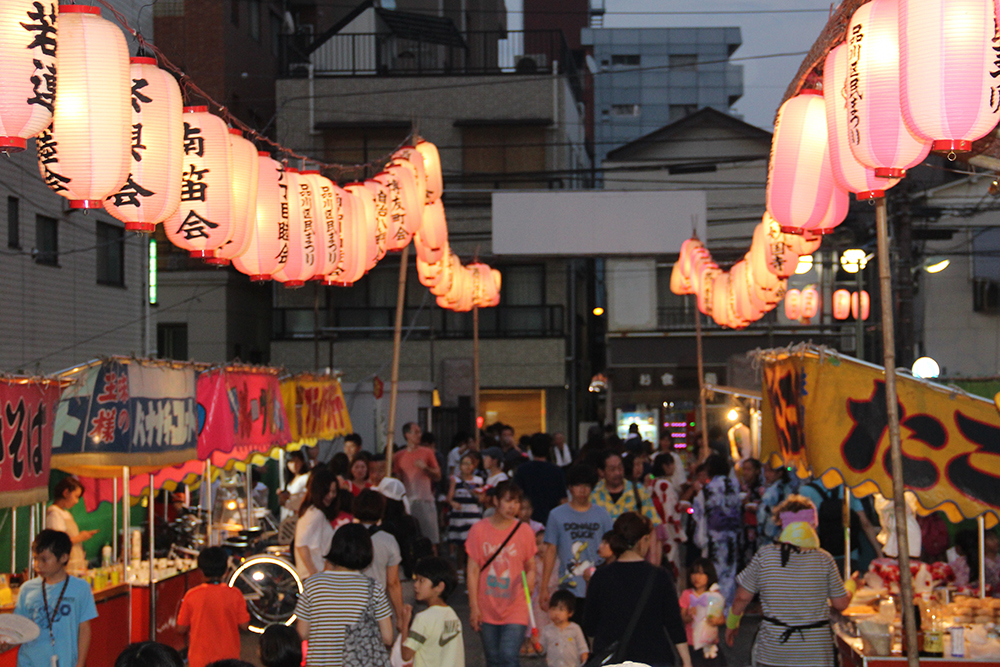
583,566,659,667
481,520,523,572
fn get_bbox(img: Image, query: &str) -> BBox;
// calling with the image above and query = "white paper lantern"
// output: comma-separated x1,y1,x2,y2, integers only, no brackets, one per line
323,186,366,286
233,153,288,282
415,140,443,204
302,172,340,279
0,0,57,152
272,169,318,287
209,129,260,265
362,177,390,261
392,146,427,207
345,182,380,273
416,199,448,264
373,169,412,250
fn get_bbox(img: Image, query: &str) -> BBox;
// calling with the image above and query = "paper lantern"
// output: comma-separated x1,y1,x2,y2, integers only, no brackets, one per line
0,0,57,152
232,153,288,281
785,289,802,320
711,272,734,327
208,129,260,265
761,214,800,278
416,199,448,264
899,0,1000,154
852,290,871,320
387,162,423,234
766,91,835,233
163,107,234,258
392,146,427,207
430,252,460,297
812,183,850,235
801,286,820,319
833,289,852,320
823,43,900,201
104,57,183,231
847,0,932,177
345,182,379,273
696,263,720,315
323,187,366,286
44,5,130,208
373,170,412,250
272,169,317,287
362,177,390,260
302,172,340,279
415,140,443,204
418,253,446,287
787,230,822,256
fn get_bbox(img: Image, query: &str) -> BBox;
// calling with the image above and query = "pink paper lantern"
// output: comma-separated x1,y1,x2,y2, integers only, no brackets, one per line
711,272,732,326
852,290,871,320
801,286,820,319
304,172,341,279
784,289,802,320
362,177,390,261
323,187,366,287
232,153,288,282
761,214,800,278
899,0,1000,154
823,43,900,201
415,199,448,264
208,129,260,265
833,289,852,320
766,91,836,234
0,0,57,152
272,169,318,288
345,182,380,273
415,140,443,204
847,0,932,178
812,182,850,235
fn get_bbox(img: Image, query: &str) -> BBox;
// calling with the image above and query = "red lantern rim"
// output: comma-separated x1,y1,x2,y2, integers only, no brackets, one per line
286,167,300,173
301,170,320,174
809,227,837,236
183,106,209,113
59,5,100,14
855,190,885,201
798,88,822,96
281,281,305,288
69,200,104,210
931,140,972,154
257,151,270,157
874,167,906,179
228,128,243,136
249,275,271,282
124,223,156,233
130,57,157,65
205,257,231,266
0,137,27,152
779,226,804,235
188,249,216,259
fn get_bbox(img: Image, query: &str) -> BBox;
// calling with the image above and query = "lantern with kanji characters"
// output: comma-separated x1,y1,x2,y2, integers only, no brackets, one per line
711,272,733,327
801,286,820,319
766,91,835,234
44,5,130,208
104,57,184,231
272,169,317,287
393,146,427,207
430,252,460,297
696,262,720,316
785,289,802,320
415,140,443,204
323,186,366,286
787,230,822,256
303,172,340,279
209,129,260,265
833,289,852,320
387,161,423,234
233,153,288,282
761,214,800,278
0,0,57,152
373,169,412,250
852,290,871,320
823,43,900,201
163,107,234,257
361,177,391,259
416,199,447,264
847,0,932,177
899,0,1000,154
345,182,380,273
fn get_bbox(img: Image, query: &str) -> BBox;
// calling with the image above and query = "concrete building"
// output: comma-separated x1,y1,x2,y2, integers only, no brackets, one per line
583,27,744,167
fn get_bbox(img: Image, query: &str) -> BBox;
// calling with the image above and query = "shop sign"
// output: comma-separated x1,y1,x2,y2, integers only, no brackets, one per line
197,369,290,463
0,379,60,507
281,375,353,443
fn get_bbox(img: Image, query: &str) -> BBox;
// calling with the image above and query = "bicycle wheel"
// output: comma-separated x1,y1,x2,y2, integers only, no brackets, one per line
228,554,303,633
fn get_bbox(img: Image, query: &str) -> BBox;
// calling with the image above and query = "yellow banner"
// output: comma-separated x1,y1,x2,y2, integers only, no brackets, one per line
280,375,353,443
761,347,1000,526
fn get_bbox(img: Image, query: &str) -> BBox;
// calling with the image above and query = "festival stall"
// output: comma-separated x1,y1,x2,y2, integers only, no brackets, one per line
760,345,1000,663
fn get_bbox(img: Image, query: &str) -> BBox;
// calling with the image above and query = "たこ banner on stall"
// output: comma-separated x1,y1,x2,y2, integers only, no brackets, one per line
0,379,61,508
52,359,197,469
761,348,1000,525
197,368,290,465
281,375,352,444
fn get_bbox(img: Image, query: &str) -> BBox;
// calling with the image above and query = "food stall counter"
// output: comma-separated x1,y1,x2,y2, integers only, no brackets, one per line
837,627,1000,666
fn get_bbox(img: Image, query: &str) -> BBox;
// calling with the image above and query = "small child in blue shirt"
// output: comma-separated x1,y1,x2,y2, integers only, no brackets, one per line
4,529,97,667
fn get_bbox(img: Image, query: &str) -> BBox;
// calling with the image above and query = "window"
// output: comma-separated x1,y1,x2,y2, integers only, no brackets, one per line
610,104,641,117
158,323,188,360
461,124,547,187
35,214,57,266
7,197,19,249
611,54,641,66
502,265,545,305
96,222,125,286
322,126,410,166
669,54,698,71
974,279,1000,313
248,0,260,40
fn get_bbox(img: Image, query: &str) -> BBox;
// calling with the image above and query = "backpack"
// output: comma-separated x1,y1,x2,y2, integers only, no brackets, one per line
808,483,861,557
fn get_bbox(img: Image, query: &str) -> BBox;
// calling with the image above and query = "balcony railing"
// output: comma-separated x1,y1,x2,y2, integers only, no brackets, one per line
281,30,584,102
274,304,565,340
657,306,779,331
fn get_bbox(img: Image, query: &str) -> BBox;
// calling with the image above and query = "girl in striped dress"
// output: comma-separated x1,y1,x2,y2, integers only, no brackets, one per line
447,453,484,564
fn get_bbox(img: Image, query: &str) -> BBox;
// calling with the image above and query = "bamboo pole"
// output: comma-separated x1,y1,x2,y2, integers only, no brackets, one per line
473,305,480,435
386,244,410,474
979,515,987,599
875,198,919,667
695,304,709,461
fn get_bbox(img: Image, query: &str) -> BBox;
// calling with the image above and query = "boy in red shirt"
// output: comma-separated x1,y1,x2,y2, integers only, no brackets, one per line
177,546,250,667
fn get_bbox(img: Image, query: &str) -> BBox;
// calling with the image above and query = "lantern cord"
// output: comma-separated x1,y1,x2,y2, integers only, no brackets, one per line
92,0,414,176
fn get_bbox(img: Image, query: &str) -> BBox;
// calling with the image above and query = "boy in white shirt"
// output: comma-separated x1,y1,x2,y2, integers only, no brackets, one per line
401,557,464,667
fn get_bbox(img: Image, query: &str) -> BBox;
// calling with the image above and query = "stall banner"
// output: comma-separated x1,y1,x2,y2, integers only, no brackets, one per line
77,459,206,511
53,360,197,467
281,375,352,443
761,349,1000,525
197,369,290,465
0,380,61,508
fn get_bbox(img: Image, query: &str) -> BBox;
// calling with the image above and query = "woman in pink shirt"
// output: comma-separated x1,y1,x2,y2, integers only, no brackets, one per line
466,480,537,667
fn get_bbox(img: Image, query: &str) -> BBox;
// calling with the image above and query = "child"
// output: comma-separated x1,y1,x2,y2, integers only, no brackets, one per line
4,529,97,667
446,452,484,566
679,558,726,667
177,547,250,667
400,557,464,667
584,530,626,583
539,590,588,667
259,624,303,667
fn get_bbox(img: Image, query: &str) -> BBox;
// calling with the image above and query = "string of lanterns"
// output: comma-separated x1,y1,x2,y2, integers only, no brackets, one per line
671,0,1000,328
0,1,500,311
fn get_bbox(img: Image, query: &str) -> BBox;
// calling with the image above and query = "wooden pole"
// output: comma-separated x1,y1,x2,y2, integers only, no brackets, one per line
473,305,480,435
875,198,919,667
695,303,709,461
148,474,156,641
386,244,410,474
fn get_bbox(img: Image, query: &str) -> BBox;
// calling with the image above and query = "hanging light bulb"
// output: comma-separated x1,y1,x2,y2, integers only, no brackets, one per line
232,153,289,282
0,0,57,152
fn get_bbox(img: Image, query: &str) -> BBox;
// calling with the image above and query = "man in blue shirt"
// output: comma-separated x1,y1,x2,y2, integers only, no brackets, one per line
541,464,614,623
3,530,97,667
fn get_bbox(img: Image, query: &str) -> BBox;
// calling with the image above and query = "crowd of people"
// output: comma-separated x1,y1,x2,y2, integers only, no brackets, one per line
6,420,1000,667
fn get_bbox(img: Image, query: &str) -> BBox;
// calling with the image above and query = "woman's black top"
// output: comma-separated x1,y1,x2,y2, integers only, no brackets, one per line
583,560,688,665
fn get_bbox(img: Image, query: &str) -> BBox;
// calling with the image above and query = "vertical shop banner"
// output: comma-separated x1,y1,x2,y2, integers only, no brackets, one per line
761,348,1000,525
281,375,353,443
52,360,197,467
0,380,61,508
197,369,290,465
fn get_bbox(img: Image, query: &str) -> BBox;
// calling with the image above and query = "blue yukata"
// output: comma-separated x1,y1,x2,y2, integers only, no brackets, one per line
693,475,743,609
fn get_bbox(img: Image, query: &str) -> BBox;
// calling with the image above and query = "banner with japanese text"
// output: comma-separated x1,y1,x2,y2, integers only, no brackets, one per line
52,360,197,469
280,375,352,443
0,379,61,508
197,369,290,466
761,348,1000,525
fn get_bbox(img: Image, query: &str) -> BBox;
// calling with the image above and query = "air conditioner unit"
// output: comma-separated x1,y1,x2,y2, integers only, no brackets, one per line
515,54,548,72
